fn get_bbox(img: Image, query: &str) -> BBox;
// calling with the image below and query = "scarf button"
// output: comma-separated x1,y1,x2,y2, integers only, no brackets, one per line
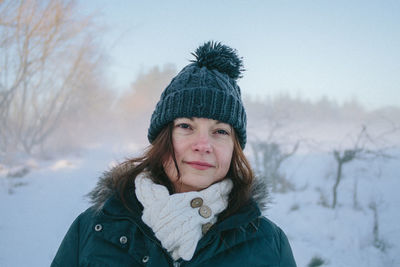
199,205,212,218
190,197,203,208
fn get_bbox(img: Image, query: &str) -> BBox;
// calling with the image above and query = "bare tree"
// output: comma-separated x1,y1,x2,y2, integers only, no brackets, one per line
0,0,102,159
369,200,387,251
251,139,299,193
331,125,395,208
331,148,360,208
245,96,302,193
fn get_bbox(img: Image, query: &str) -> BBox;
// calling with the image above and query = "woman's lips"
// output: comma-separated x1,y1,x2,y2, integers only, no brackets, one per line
185,161,214,170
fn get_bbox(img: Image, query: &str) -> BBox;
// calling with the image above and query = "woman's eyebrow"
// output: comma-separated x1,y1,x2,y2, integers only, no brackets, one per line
176,117,194,122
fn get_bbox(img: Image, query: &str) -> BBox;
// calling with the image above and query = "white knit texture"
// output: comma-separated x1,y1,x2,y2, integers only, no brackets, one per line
135,174,233,261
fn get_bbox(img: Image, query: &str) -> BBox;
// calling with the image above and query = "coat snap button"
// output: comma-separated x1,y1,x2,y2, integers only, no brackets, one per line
199,205,212,218
202,222,213,234
94,224,102,232
190,197,203,208
119,235,128,245
142,255,149,263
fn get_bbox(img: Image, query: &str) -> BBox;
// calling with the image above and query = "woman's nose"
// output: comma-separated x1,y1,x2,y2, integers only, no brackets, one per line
192,132,212,153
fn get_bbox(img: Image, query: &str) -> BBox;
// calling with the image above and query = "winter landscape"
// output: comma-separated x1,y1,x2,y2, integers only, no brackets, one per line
1,1,399,266
1,92,399,266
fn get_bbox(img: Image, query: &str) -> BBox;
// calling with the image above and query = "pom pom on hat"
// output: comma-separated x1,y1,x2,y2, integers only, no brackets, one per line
191,41,244,80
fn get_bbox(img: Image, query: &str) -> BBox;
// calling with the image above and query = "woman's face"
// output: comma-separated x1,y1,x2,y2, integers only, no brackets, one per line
164,117,234,193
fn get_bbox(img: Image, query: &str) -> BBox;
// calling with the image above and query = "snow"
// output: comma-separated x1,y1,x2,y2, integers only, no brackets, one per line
265,152,400,267
0,145,399,267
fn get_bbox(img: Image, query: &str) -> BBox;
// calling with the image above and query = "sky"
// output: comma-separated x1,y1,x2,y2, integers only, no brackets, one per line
80,0,400,110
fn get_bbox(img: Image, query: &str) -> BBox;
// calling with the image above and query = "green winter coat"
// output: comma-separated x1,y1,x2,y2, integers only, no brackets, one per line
51,174,296,267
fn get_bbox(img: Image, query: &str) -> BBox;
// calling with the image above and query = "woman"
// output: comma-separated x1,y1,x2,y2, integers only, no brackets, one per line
51,41,297,266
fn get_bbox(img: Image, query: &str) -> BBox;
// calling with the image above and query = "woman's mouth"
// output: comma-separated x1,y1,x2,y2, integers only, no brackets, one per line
185,161,214,170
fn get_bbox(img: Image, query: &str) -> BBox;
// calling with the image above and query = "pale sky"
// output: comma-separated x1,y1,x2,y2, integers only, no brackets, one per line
80,0,400,110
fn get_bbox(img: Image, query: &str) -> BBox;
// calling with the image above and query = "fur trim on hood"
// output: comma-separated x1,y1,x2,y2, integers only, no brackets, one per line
87,165,270,212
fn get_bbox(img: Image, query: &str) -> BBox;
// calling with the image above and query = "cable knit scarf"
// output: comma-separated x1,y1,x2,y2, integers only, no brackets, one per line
135,174,233,261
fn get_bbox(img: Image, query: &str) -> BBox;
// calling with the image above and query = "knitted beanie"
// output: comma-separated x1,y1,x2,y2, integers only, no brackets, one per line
148,41,247,148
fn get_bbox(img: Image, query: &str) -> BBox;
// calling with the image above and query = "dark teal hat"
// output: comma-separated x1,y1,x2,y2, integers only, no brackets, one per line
148,41,247,148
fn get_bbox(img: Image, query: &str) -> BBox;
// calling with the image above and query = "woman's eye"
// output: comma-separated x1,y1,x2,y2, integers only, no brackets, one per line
177,123,191,129
215,129,229,135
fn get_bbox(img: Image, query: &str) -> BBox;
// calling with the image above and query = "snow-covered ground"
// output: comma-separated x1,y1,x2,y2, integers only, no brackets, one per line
0,145,399,266
266,152,400,267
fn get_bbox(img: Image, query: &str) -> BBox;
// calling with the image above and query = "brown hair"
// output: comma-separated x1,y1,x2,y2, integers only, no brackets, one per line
113,122,254,221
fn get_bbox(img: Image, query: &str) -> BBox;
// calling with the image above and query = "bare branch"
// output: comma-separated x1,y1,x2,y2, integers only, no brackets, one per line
0,0,104,158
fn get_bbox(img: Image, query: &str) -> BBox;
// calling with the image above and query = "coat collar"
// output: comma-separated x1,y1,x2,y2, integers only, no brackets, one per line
87,164,268,236
87,164,269,214
98,187,263,261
